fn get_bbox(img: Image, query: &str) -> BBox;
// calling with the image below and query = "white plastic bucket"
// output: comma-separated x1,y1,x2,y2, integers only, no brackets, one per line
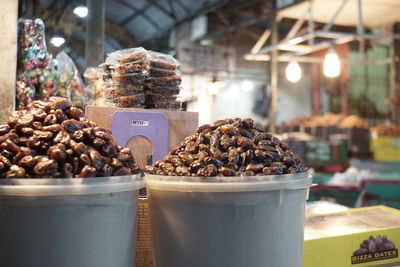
145,172,312,267
0,175,143,267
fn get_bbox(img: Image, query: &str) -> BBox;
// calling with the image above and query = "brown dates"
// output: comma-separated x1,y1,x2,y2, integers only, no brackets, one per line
145,118,306,177
0,98,140,178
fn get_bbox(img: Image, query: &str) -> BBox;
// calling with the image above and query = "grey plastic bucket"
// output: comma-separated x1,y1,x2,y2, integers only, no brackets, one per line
145,172,312,267
0,175,143,267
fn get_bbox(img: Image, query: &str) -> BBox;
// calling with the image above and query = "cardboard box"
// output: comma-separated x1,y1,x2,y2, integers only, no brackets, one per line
304,206,400,267
85,106,198,168
370,137,400,162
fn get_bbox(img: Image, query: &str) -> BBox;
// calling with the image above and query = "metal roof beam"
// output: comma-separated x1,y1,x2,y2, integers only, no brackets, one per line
322,0,349,32
168,0,176,18
251,29,271,54
148,0,176,20
195,10,274,41
173,0,190,14
284,3,309,40
115,1,161,30
136,0,233,46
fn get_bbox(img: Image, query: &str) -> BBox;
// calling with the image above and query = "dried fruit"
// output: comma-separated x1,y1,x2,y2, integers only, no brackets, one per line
0,98,140,178
146,118,306,177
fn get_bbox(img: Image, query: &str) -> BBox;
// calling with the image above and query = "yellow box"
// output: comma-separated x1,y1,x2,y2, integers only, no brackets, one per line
370,137,400,161
304,206,400,267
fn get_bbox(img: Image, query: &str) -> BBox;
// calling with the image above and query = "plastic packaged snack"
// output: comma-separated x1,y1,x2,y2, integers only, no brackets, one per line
153,100,183,110
102,73,112,82
149,67,181,77
101,61,148,75
105,88,144,99
106,81,144,90
15,74,36,110
148,50,181,70
38,68,58,99
107,47,148,64
112,94,145,107
112,72,147,83
147,92,178,102
56,51,87,108
17,18,50,71
147,86,181,95
84,67,102,82
146,76,182,87
115,61,148,74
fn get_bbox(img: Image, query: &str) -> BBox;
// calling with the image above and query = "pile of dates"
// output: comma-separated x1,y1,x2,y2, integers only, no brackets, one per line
0,97,140,178
146,118,306,177
353,235,396,256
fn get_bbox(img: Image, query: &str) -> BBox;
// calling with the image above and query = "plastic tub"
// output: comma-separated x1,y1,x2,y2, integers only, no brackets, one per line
0,175,143,267
145,172,312,267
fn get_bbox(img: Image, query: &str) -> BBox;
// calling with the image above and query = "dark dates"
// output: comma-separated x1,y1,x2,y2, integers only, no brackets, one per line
237,137,254,148
0,124,10,135
34,130,53,141
89,149,105,170
49,97,71,110
6,165,26,178
77,165,97,178
43,114,57,125
73,142,88,155
145,118,306,177
53,131,70,145
30,108,47,121
62,120,84,133
1,140,20,154
0,97,140,179
68,107,85,120
113,167,132,176
55,109,69,123
33,159,58,175
18,155,35,169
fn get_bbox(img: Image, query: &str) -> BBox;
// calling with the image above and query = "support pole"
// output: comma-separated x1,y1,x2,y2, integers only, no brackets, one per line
357,0,365,56
269,14,279,133
86,0,105,67
311,62,320,116
394,23,400,125
307,0,314,46
339,44,349,114
0,0,18,121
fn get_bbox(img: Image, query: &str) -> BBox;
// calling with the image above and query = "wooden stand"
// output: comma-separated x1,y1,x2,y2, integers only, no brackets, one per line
85,106,198,168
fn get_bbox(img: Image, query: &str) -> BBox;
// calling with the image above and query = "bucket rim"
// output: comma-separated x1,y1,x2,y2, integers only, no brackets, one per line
0,174,143,196
144,171,312,192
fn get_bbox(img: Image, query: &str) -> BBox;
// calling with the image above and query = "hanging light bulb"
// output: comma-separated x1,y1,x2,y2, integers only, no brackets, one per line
285,61,302,83
50,36,65,47
323,47,341,78
73,6,88,18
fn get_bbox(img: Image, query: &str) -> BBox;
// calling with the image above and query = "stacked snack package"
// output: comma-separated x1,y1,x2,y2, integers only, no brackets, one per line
16,18,57,109
146,51,182,110
101,47,148,108
100,47,183,110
